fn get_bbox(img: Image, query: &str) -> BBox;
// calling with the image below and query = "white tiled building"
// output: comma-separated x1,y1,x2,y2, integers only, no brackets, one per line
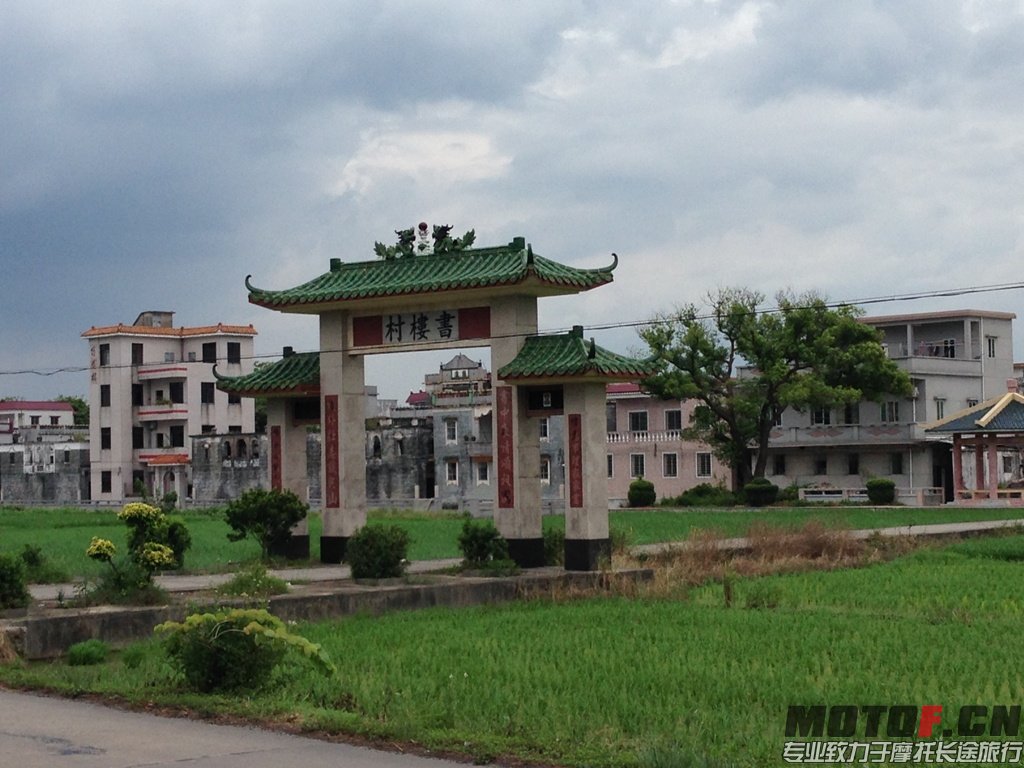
82,311,257,503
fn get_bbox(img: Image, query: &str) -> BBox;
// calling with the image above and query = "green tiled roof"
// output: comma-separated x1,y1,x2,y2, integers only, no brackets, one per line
498,327,656,382
926,392,1024,434
214,351,320,396
246,237,616,310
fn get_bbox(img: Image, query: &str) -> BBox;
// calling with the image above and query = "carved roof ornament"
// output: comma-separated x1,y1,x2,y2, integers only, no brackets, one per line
374,222,476,260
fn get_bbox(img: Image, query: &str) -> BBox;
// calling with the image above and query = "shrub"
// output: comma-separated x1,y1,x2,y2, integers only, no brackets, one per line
628,478,657,507
117,502,192,570
82,537,167,605
666,483,737,508
777,483,802,504
345,524,410,580
543,527,565,566
217,563,290,598
224,488,308,560
67,639,109,666
0,553,29,610
866,478,897,504
743,478,779,507
458,519,510,567
156,608,335,692
19,544,69,584
610,526,635,555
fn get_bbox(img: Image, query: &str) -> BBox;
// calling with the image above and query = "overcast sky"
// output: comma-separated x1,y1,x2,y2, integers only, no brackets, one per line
3,1,1024,403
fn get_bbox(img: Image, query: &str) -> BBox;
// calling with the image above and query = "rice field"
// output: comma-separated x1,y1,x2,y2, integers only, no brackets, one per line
2,534,1023,766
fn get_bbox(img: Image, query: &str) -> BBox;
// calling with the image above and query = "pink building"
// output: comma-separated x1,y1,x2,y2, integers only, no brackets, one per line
605,383,730,505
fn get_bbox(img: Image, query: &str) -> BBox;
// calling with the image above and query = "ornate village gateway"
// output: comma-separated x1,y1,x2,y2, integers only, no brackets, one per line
217,225,654,570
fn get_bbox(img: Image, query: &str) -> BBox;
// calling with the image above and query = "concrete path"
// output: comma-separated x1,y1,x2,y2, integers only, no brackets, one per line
28,518,1024,602
0,689,465,768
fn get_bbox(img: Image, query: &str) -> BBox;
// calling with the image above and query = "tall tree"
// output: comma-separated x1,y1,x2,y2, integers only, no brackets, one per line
56,394,89,425
639,289,912,488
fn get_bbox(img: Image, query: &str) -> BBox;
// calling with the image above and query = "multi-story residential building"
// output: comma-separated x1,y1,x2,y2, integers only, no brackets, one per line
0,401,76,444
763,309,1017,504
605,383,730,505
82,310,257,503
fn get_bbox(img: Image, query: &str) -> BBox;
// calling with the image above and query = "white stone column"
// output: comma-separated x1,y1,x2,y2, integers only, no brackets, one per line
319,310,367,563
563,382,611,570
490,296,544,567
267,397,310,559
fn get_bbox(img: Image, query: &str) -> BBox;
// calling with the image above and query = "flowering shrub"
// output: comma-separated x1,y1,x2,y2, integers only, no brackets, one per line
138,542,176,571
156,608,335,691
115,502,191,569
86,537,117,563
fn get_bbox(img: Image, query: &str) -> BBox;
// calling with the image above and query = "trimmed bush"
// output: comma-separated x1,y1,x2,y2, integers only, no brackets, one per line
458,519,510,566
743,478,779,507
663,482,737,508
224,488,308,560
0,553,29,610
866,478,897,504
67,639,109,666
346,524,410,579
628,478,657,508
157,608,334,692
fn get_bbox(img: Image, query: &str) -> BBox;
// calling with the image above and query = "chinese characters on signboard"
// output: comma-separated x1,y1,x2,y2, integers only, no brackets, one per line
383,310,459,344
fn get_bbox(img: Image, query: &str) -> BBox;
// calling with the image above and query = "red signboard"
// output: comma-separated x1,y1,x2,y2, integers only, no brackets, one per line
496,386,515,508
324,395,340,507
568,413,583,508
351,306,491,348
270,426,282,490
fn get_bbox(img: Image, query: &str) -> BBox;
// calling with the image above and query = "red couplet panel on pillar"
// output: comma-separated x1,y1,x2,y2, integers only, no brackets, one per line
324,395,340,507
496,386,515,508
568,413,583,508
270,426,282,490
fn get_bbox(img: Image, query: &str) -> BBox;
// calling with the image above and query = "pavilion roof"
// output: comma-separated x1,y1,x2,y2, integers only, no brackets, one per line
497,327,656,383
925,392,1024,434
214,350,320,397
245,237,616,311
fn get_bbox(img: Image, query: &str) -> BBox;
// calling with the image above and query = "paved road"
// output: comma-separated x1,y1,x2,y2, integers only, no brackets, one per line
0,689,467,768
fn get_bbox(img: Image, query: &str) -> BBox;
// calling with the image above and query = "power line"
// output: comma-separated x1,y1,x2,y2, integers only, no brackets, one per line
1,280,1023,379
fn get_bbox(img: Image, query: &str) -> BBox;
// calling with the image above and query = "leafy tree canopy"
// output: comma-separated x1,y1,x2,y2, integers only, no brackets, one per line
56,395,89,425
639,288,912,487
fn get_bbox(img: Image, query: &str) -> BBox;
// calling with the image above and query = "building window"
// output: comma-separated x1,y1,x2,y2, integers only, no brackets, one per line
814,456,828,475
880,401,900,423
100,427,111,450
132,426,144,450
101,471,112,493
100,384,111,407
811,407,831,426
696,452,712,478
607,454,614,478
371,435,382,459
169,381,184,404
934,398,945,420
663,452,678,478
201,382,215,404
99,343,110,366
30,415,40,425
50,416,59,425
131,343,144,365
202,424,215,434
606,402,617,432
132,383,143,407
170,425,185,448
228,393,241,405
540,457,551,484
228,425,242,434
665,409,682,431
630,453,646,479
477,462,489,484
987,336,997,358
628,411,649,433
967,398,979,408
202,342,217,364
445,418,458,443
891,452,904,474
227,342,241,364
771,408,783,427
842,404,859,425
446,459,459,484
772,454,786,476
1003,455,1014,474
539,417,549,441
164,352,175,363
63,450,71,464
848,453,860,475
929,338,956,358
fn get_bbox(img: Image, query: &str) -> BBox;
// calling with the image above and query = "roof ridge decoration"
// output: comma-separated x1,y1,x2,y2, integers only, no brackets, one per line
373,222,476,260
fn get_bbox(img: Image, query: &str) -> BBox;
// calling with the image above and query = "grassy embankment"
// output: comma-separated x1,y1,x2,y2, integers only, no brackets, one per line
2,533,1023,766
1,503,1023,581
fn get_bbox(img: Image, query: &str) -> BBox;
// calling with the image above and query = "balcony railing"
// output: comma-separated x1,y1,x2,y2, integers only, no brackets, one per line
607,430,683,444
769,423,918,446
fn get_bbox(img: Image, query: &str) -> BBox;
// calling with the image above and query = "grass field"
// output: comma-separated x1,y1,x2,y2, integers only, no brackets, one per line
1,503,1023,581
2,533,1022,767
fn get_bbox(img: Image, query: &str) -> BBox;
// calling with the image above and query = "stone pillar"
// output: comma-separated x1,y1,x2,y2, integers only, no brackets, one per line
267,398,310,559
490,296,543,567
562,382,611,570
975,441,986,493
987,437,999,500
951,434,963,501
319,311,367,563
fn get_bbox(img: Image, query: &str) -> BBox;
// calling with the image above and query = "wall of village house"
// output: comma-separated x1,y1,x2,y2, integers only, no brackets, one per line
0,444,91,503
